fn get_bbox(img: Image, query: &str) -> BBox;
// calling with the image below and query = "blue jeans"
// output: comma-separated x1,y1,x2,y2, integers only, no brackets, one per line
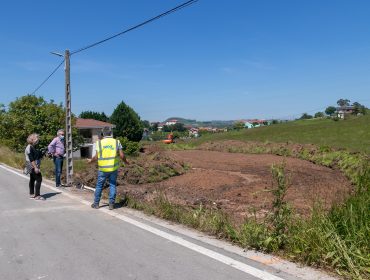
53,157,63,187
94,170,118,205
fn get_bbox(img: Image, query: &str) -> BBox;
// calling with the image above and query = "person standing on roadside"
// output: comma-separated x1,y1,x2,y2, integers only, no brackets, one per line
87,127,129,210
25,133,45,200
48,129,65,188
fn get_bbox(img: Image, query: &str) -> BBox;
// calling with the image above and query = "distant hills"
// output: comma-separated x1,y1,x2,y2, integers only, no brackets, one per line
164,117,235,128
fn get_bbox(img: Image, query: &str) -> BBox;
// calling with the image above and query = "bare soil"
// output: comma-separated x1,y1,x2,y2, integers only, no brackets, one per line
76,147,353,224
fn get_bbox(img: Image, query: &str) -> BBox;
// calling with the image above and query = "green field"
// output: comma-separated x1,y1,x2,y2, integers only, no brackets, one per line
194,114,370,153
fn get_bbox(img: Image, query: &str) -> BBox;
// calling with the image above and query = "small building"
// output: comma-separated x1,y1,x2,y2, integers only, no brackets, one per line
244,121,254,129
165,119,178,126
74,118,116,158
189,128,199,137
157,123,165,131
336,106,354,119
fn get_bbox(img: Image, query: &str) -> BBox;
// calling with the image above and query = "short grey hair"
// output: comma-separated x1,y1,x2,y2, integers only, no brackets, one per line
27,133,39,145
57,129,64,136
102,126,112,137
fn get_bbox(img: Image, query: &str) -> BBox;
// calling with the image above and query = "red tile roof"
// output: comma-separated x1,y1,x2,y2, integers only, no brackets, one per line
75,118,115,129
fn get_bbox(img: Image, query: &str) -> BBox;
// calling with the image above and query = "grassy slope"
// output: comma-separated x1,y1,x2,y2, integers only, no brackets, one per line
195,114,370,153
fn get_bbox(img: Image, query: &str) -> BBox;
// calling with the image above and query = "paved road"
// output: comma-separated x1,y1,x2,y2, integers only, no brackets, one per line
0,166,304,280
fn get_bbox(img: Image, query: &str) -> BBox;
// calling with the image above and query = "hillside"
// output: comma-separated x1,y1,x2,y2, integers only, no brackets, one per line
193,114,370,153
165,117,234,128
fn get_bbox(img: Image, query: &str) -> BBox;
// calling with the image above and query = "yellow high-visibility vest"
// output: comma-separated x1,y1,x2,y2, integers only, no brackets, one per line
97,138,120,172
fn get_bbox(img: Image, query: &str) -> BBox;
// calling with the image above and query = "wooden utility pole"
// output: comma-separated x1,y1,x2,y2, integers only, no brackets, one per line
64,50,73,185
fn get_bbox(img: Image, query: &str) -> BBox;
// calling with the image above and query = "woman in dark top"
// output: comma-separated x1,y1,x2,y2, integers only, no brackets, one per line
25,133,45,200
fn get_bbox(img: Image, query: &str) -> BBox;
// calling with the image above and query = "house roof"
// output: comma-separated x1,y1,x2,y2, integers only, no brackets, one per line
75,118,116,129
336,106,354,110
240,119,266,124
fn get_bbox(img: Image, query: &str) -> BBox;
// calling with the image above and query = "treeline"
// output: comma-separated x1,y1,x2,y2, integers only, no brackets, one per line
0,95,145,152
299,98,367,120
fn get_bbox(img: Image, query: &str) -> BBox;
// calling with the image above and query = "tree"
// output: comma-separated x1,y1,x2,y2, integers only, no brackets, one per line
110,101,143,142
325,106,336,116
314,112,325,118
300,113,313,120
0,95,65,151
151,122,159,132
162,125,171,132
141,120,150,129
79,111,109,122
233,121,245,130
352,102,367,115
162,123,187,132
337,99,350,107
172,123,187,132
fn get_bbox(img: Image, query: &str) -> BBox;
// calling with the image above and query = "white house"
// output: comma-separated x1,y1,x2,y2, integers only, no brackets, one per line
74,118,116,158
336,106,354,119
165,119,178,126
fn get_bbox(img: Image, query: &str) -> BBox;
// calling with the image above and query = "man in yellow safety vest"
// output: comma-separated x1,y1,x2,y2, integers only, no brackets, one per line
87,127,129,210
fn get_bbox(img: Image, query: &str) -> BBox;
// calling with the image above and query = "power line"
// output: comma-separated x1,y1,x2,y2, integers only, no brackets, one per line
71,0,198,55
28,0,197,95
31,59,65,95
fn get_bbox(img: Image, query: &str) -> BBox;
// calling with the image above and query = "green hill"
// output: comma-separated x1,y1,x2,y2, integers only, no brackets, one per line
165,117,234,128
195,114,370,153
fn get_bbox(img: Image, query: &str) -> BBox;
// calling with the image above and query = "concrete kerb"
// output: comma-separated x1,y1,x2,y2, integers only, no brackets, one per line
0,163,337,280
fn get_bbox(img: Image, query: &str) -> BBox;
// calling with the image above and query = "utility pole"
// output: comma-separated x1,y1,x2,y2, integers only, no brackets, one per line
64,50,73,185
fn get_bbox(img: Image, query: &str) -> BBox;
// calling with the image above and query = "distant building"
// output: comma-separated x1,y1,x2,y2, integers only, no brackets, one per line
240,119,270,128
157,123,165,131
189,128,199,137
165,119,178,126
244,121,254,129
336,106,354,119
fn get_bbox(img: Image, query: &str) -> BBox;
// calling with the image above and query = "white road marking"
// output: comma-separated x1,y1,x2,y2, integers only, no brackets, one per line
0,164,285,280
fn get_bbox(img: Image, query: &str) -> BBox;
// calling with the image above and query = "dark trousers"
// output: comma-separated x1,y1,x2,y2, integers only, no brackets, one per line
29,171,42,196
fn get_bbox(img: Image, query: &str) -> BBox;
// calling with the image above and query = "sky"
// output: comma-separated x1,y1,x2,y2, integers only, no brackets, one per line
1,0,370,122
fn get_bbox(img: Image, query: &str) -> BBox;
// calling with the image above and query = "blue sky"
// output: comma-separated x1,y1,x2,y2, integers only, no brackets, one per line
1,0,370,121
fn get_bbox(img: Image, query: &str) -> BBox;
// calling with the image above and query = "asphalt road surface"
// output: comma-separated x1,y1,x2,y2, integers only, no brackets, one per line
0,165,324,280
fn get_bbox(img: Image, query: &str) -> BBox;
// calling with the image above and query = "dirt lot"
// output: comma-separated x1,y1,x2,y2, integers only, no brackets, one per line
120,149,353,222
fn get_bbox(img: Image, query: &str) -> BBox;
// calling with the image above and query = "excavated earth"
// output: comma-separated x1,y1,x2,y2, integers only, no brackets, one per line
75,145,353,224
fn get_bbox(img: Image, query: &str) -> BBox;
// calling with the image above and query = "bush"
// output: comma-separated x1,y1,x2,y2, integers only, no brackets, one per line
118,137,141,156
149,131,168,141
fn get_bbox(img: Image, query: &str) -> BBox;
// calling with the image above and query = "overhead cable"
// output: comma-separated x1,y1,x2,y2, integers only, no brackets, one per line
31,59,65,95
71,0,198,55
29,0,197,95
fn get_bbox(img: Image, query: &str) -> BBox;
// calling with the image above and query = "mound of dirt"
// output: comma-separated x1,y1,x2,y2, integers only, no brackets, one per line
122,151,187,184
74,150,188,187
119,149,353,224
